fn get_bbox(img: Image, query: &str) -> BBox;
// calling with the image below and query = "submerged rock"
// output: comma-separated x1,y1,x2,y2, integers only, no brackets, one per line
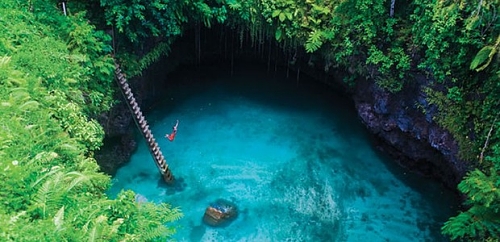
203,199,238,227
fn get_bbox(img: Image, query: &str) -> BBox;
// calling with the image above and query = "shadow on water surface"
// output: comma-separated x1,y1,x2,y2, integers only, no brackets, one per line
157,176,188,194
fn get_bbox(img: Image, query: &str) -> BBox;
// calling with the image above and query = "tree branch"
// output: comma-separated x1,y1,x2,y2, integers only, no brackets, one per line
479,115,498,164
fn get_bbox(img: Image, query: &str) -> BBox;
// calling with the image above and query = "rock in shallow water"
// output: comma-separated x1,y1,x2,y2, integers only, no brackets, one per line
203,199,238,227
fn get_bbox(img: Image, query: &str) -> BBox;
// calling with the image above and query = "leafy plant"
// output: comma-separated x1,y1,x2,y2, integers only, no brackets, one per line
0,2,183,241
470,35,500,72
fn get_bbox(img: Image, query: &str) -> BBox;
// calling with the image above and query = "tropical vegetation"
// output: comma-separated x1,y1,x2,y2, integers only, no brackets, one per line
0,0,181,241
0,0,499,241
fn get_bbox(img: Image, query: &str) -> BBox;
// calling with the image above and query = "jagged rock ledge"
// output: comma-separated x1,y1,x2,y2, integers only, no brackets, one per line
352,73,467,190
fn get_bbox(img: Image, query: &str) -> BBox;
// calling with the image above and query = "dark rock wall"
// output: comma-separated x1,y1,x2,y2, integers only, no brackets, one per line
352,74,467,189
94,78,139,175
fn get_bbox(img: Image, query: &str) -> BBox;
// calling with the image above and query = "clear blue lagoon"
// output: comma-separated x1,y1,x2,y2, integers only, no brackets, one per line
108,64,458,241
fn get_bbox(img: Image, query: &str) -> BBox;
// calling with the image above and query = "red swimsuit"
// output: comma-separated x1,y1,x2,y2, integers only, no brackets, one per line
167,130,177,141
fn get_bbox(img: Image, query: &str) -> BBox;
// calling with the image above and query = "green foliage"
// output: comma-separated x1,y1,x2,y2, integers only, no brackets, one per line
100,0,183,42
407,8,500,241
0,1,182,241
459,169,500,209
443,168,500,240
100,0,227,43
29,0,500,241
366,46,410,92
423,86,477,160
446,86,463,103
470,35,500,72
410,0,498,82
305,29,323,53
471,46,497,71
118,42,173,78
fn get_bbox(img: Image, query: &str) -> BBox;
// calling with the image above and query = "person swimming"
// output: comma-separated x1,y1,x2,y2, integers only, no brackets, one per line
165,120,179,141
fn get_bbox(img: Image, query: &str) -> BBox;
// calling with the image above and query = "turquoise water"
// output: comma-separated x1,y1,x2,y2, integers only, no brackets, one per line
109,64,458,241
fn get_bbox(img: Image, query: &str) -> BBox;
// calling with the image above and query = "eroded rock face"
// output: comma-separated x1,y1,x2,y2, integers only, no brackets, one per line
94,92,137,175
352,74,468,189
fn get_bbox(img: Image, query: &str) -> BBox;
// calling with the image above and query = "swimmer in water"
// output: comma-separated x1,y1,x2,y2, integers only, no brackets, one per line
165,120,179,141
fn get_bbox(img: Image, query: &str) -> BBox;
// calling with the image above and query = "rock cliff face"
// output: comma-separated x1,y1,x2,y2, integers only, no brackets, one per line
94,83,138,175
352,73,467,189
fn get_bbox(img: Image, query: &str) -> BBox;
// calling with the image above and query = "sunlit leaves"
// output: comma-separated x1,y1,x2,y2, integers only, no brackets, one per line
442,207,500,240
459,169,500,208
471,46,496,71
470,35,500,72
50,100,105,151
275,28,282,41
272,9,292,22
442,169,500,240
0,2,163,241
305,29,323,53
0,1,186,240
53,206,65,232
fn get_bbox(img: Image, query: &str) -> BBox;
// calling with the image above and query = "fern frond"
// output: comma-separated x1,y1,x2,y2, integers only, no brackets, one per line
0,56,11,66
305,30,323,53
9,88,30,101
442,211,476,240
141,224,169,241
89,223,97,242
458,169,500,208
31,167,60,188
53,206,65,231
65,171,91,192
33,179,52,218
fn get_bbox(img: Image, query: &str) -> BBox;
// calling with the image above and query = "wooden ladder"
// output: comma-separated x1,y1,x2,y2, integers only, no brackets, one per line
114,62,174,183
